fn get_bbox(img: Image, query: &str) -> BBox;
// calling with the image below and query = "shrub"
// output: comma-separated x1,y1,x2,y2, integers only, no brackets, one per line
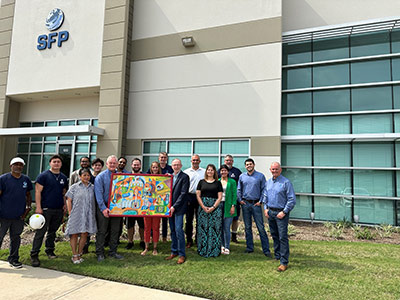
323,222,343,239
353,225,374,240
376,224,396,238
287,224,298,237
336,217,353,229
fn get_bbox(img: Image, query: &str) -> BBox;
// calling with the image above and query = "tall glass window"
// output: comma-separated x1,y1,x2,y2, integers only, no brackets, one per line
283,25,400,225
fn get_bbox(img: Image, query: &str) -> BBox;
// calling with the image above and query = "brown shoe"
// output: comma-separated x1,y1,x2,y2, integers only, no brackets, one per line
177,256,186,264
186,242,193,248
165,254,178,260
277,265,288,272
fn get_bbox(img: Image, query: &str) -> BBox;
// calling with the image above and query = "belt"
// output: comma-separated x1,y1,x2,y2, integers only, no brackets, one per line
244,199,259,204
268,207,282,212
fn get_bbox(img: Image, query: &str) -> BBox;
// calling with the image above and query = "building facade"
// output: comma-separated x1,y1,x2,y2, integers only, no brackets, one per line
0,0,399,225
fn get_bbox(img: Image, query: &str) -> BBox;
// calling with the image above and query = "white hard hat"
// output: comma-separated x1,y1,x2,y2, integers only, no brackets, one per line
10,157,25,166
29,214,45,230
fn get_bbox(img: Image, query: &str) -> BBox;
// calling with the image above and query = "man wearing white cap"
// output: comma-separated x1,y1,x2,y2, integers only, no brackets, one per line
0,157,33,268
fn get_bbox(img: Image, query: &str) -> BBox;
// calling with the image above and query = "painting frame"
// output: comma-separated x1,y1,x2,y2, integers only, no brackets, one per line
108,172,173,218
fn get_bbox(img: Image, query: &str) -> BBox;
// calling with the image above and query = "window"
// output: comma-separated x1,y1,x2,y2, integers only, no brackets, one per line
17,119,98,180
143,139,249,172
282,26,400,225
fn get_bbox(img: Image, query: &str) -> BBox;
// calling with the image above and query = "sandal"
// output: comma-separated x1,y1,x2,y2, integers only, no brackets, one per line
141,249,148,256
71,254,81,264
78,253,84,263
152,249,158,256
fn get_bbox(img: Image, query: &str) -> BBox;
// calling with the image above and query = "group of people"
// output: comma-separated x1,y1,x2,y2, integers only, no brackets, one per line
0,152,296,272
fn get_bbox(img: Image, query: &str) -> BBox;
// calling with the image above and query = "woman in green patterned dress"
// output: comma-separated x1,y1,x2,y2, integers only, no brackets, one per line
196,164,223,257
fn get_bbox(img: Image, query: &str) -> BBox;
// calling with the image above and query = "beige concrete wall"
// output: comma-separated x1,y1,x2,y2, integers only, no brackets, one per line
132,17,282,61
18,97,99,122
128,42,282,139
283,0,400,32
127,0,283,164
7,0,105,95
133,0,281,39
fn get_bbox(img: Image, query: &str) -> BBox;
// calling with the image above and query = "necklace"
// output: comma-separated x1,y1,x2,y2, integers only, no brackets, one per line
51,171,61,181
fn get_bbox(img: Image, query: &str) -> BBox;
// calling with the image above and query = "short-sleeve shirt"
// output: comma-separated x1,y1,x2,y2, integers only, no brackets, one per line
0,173,33,219
36,170,68,209
196,179,223,199
146,164,173,175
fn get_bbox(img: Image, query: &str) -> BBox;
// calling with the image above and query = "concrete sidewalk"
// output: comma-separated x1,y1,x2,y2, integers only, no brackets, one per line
0,261,207,300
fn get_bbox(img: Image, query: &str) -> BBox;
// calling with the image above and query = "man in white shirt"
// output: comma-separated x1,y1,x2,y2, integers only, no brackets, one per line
183,154,205,248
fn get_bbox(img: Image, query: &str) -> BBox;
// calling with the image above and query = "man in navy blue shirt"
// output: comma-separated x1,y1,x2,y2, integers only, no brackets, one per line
237,158,271,257
30,154,68,267
262,162,296,272
218,154,242,243
0,157,32,268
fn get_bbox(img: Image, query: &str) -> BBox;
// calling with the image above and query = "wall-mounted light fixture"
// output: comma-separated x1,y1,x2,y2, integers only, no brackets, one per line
181,36,195,47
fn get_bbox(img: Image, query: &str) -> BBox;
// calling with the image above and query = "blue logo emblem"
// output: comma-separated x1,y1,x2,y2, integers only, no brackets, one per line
37,8,69,50
45,8,64,31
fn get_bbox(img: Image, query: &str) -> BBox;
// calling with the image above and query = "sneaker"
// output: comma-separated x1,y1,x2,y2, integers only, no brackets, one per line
109,253,124,260
71,255,81,264
223,249,230,255
31,256,40,267
264,252,272,258
125,242,134,250
244,249,254,254
46,252,57,259
9,261,22,269
221,246,226,254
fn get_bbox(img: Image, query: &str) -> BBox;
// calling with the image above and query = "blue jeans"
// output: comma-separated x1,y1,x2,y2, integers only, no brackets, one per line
169,213,185,257
221,203,233,249
242,201,270,254
268,210,290,265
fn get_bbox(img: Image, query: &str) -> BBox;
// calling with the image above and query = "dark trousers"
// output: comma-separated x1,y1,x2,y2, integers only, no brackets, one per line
95,207,122,256
162,217,168,238
185,193,198,244
31,208,63,257
0,218,24,262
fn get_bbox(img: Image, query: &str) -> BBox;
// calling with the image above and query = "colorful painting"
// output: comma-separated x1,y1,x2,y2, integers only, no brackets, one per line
108,173,173,217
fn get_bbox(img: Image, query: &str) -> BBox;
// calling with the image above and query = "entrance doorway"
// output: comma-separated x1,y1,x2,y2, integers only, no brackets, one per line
58,144,72,178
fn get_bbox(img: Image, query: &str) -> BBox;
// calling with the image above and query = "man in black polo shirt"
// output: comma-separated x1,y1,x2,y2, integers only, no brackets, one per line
30,154,68,267
0,157,32,268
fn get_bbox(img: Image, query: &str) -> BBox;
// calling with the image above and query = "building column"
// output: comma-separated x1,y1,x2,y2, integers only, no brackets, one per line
0,0,15,173
97,0,133,161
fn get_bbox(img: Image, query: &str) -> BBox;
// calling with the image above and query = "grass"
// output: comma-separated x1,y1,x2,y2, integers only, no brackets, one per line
1,239,400,300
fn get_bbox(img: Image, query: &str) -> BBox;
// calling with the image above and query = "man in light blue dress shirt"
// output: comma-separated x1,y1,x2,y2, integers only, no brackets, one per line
237,158,271,256
262,162,296,272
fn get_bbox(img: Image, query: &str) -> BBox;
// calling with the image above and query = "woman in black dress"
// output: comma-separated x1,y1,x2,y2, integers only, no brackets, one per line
196,164,223,257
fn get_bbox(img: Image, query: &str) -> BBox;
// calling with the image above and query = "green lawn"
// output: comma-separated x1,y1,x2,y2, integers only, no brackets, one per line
1,240,400,300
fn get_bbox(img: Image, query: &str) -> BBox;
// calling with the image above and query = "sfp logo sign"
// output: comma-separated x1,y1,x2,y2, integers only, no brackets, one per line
37,8,69,50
